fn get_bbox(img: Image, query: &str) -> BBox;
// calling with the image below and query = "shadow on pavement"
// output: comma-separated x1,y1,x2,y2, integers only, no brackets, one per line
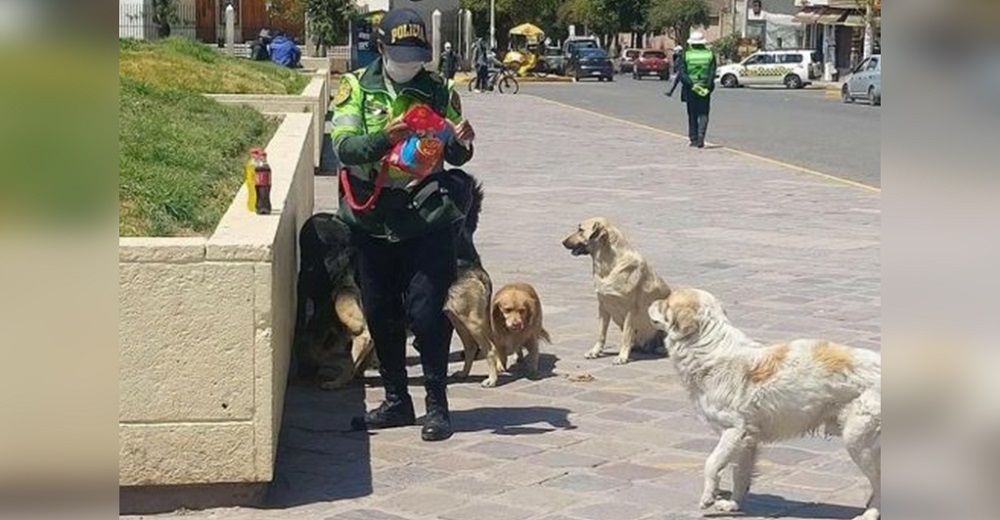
451,405,575,435
264,382,371,508
705,493,866,519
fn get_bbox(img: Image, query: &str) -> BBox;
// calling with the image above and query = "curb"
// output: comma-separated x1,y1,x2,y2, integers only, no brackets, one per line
453,74,573,85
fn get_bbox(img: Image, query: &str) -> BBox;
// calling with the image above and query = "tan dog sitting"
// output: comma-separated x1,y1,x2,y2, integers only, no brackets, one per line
562,217,671,364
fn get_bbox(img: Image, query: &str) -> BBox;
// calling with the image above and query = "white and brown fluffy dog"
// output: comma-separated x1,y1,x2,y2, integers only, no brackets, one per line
562,217,672,364
648,288,881,520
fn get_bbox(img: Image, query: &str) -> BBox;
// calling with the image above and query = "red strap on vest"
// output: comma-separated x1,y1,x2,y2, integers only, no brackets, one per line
339,161,389,212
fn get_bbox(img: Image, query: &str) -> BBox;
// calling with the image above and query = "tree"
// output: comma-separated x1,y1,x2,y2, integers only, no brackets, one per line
271,0,355,54
646,0,711,47
152,0,180,39
854,0,880,58
305,0,355,54
461,0,564,48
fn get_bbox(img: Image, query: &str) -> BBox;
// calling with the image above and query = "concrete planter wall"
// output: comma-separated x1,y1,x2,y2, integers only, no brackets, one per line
119,113,315,486
207,73,330,168
300,56,332,71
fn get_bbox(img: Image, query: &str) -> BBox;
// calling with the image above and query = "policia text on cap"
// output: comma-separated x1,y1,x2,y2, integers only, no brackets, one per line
331,8,477,442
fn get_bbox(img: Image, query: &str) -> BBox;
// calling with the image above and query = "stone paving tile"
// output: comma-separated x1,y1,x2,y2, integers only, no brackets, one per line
433,475,513,497
486,461,569,486
626,397,691,413
420,452,496,473
607,424,692,448
672,436,720,454
650,413,714,436
369,488,468,517
572,390,640,405
594,461,668,481
521,450,607,469
461,440,545,460
493,485,589,514
369,442,438,465
139,94,879,520
759,445,825,467
772,470,858,493
594,408,658,424
566,500,656,520
325,509,415,520
561,438,653,460
611,481,697,510
438,501,537,520
542,472,631,493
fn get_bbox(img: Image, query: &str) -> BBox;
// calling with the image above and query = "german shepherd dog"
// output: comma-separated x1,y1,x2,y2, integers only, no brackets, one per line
292,213,373,390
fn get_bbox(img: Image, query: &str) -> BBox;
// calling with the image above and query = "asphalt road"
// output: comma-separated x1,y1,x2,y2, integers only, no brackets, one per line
520,77,881,187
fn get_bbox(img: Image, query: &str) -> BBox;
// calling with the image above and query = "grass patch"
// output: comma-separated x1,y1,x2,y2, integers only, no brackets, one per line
119,76,279,237
119,37,309,95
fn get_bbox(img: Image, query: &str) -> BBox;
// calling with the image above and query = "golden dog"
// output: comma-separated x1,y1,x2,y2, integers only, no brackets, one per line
489,283,552,387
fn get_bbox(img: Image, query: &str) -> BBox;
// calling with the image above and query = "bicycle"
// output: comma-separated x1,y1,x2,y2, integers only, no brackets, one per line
467,65,520,94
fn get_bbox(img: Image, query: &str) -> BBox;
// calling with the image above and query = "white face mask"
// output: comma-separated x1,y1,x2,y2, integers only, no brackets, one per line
384,58,424,83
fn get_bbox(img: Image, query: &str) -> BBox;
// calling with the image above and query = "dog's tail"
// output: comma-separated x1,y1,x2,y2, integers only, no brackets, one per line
539,327,552,345
465,180,484,235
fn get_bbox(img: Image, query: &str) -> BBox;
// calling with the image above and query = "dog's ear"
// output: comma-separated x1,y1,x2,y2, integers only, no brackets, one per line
669,300,700,339
523,300,534,327
586,220,607,242
491,299,505,329
648,300,669,329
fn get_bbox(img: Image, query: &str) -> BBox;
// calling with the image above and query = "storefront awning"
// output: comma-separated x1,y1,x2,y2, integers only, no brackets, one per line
793,7,821,24
841,13,866,27
794,6,848,25
795,6,874,26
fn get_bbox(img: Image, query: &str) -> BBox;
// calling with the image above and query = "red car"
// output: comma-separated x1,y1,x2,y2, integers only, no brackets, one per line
632,50,670,80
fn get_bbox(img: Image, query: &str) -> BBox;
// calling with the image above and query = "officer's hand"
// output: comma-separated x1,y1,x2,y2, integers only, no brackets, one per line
385,117,413,145
453,120,475,145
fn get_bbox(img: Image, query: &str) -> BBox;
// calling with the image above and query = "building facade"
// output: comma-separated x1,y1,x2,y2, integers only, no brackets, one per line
793,0,881,80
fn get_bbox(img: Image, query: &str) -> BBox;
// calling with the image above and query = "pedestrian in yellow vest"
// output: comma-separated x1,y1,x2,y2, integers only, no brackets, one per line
676,31,718,148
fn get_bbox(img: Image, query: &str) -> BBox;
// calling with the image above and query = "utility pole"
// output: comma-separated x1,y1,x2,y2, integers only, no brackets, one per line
489,0,496,50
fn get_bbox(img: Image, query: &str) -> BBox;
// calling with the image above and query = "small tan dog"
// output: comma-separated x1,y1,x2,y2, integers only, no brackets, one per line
648,288,881,520
489,283,552,387
562,217,671,364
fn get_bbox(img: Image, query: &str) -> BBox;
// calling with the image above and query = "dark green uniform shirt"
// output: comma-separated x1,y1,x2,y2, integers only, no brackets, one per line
331,59,473,241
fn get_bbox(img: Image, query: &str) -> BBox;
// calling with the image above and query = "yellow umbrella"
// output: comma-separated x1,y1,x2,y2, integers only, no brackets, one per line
508,23,545,44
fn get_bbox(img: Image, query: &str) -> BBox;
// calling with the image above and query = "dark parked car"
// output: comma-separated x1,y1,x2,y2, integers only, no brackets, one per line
632,49,670,80
558,36,600,75
567,47,614,82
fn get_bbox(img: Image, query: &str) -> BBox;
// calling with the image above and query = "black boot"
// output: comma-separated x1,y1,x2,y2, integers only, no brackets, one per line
421,381,453,441
350,370,415,431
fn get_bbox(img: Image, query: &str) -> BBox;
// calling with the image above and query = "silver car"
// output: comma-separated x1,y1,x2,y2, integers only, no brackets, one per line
842,54,881,106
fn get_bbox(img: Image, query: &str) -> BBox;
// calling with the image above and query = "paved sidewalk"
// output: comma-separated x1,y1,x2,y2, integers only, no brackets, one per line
135,95,879,520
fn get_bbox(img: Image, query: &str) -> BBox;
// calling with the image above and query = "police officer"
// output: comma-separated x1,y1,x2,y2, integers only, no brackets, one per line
331,8,476,442
676,31,717,148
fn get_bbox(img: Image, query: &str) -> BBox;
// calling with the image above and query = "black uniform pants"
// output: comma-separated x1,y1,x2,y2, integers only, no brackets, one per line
686,95,711,145
475,65,490,91
352,226,457,394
